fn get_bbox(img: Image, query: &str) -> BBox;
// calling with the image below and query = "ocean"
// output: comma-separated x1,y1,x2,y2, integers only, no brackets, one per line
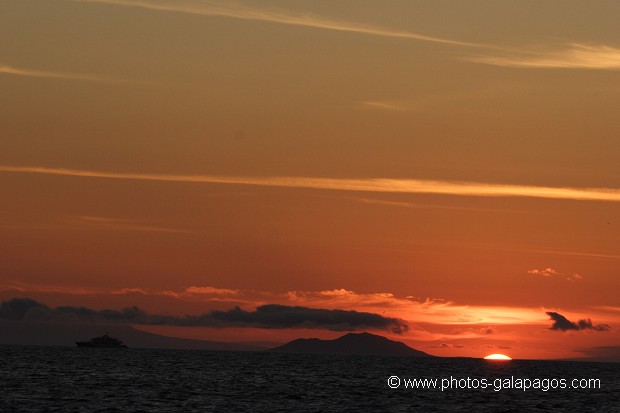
1,345,618,412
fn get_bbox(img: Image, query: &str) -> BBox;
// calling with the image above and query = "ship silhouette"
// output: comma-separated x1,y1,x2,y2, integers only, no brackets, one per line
76,333,128,348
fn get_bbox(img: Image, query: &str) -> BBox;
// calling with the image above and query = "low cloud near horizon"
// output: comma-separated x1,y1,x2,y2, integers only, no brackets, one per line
0,297,408,334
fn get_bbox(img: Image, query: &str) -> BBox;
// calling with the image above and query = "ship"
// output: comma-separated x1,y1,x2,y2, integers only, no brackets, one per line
76,333,128,348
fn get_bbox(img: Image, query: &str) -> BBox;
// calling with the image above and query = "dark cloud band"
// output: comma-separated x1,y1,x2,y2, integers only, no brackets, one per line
0,298,408,334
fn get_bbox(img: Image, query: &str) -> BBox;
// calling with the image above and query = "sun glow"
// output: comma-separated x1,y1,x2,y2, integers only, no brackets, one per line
484,354,512,360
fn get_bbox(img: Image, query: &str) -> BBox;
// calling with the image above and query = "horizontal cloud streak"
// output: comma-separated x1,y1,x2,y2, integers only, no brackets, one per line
210,304,408,333
72,215,193,234
468,43,620,70
72,0,484,48
3,165,620,202
0,64,128,83
361,100,421,112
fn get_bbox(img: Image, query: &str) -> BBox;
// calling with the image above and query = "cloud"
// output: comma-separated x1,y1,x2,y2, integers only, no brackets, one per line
209,304,408,334
0,282,553,328
156,286,246,302
355,197,520,213
71,0,483,48
71,216,193,234
287,288,398,308
489,245,620,262
593,305,620,313
360,100,421,112
0,298,48,320
528,268,560,277
111,288,149,295
287,289,550,326
5,281,590,330
3,165,620,202
528,268,583,281
0,281,173,297
69,1,620,73
467,43,620,70
445,326,495,337
0,216,193,235
185,286,241,296
546,311,611,332
0,64,129,83
0,298,408,334
0,281,107,296
427,343,466,349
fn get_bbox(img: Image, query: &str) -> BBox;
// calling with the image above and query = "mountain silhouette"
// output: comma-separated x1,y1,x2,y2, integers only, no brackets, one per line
268,332,431,357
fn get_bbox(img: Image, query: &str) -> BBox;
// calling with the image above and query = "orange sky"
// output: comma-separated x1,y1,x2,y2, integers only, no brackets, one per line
1,0,619,360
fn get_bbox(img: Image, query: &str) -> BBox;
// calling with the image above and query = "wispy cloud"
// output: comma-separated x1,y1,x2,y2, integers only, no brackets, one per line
70,0,484,48
0,215,192,234
0,281,243,303
468,43,620,70
184,286,241,296
355,197,521,213
68,1,620,73
0,64,128,83
360,100,421,112
3,165,620,202
72,215,192,234
480,244,620,262
528,268,583,281
0,280,148,296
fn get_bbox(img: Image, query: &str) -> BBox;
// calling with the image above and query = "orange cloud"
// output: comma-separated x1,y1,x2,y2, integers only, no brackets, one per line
528,268,584,281
0,281,170,298
184,286,242,296
71,216,193,234
0,64,129,83
72,0,483,48
3,165,620,202
468,43,620,70
360,100,421,112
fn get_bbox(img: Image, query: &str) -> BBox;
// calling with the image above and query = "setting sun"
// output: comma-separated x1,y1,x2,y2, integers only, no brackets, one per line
484,354,512,361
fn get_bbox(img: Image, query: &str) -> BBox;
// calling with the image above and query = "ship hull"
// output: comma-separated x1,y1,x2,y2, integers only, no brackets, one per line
75,342,128,348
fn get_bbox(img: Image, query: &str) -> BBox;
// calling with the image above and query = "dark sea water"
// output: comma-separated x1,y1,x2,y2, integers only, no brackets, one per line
1,346,618,412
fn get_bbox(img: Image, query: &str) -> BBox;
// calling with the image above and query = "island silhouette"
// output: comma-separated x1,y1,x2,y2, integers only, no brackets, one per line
268,332,432,357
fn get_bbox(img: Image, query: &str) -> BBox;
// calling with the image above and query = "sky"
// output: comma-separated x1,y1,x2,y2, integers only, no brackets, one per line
1,0,619,360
